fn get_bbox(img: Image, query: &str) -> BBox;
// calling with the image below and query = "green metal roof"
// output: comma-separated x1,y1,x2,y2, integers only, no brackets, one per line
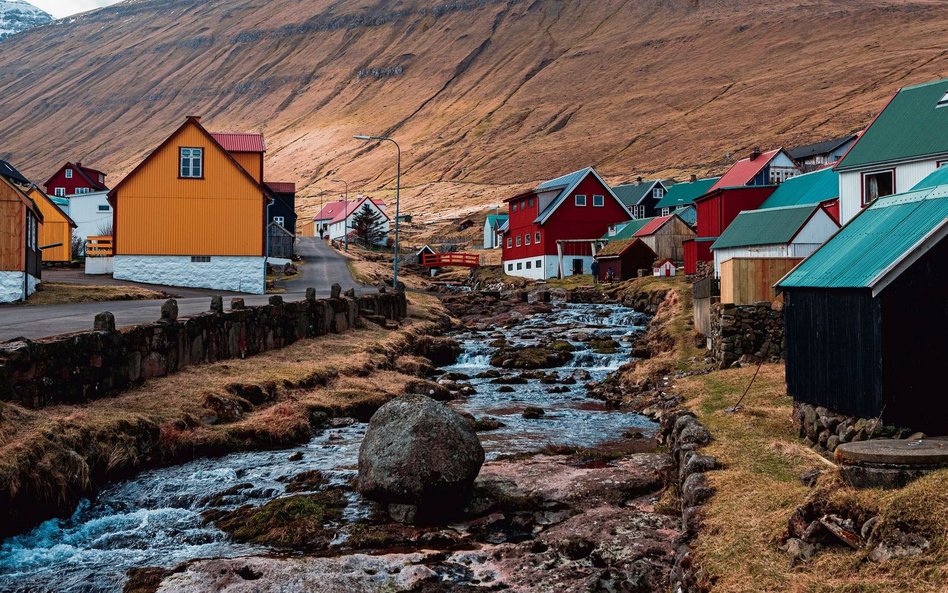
655,177,719,209
711,204,821,250
836,78,948,170
601,217,653,240
51,196,69,207
912,166,948,191
758,167,839,209
613,181,657,207
485,214,508,227
778,183,948,290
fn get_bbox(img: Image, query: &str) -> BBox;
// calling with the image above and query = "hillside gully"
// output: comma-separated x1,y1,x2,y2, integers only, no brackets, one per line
0,291,686,593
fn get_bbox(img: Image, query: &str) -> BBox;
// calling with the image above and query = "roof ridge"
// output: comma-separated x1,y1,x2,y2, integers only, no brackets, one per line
901,77,948,91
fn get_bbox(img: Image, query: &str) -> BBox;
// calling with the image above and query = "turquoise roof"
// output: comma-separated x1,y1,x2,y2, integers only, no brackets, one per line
51,196,69,207
778,183,948,289
601,218,653,240
912,166,948,191
485,214,508,228
758,167,839,209
837,78,948,171
711,204,821,250
537,167,590,192
655,177,719,209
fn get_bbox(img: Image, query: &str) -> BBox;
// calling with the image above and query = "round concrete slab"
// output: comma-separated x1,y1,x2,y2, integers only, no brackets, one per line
836,439,948,466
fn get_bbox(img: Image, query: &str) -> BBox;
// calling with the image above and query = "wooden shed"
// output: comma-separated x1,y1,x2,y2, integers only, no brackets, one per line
267,221,294,259
600,214,694,263
720,257,801,304
595,238,656,282
29,185,76,263
777,181,948,433
0,169,43,302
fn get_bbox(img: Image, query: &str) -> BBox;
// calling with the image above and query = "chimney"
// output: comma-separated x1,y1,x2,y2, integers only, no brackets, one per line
636,176,643,185
76,162,82,167
690,174,697,183
187,115,202,123
750,146,761,160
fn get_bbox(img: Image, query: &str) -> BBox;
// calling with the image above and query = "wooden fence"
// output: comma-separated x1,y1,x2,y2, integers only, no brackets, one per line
85,236,113,257
720,257,802,305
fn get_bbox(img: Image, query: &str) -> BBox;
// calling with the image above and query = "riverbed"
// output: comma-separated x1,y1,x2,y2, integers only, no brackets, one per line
0,301,658,593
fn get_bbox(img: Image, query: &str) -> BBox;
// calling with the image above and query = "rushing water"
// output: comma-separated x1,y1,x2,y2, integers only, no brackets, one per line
0,301,655,593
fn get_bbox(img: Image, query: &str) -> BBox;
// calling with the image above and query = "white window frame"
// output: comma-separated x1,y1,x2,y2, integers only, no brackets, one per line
180,147,204,178
575,194,587,206
516,235,522,247
76,187,90,195
535,231,541,243
507,238,512,248
273,216,285,227
661,207,670,216
592,194,604,207
862,169,895,207
65,168,73,179
654,187,665,199
524,233,531,245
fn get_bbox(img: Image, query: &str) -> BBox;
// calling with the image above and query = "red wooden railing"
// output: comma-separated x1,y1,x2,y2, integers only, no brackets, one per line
421,252,480,268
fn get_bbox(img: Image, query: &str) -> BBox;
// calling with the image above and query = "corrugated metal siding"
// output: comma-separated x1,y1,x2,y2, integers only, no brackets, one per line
115,123,265,256
32,189,73,262
231,152,262,181
784,288,883,418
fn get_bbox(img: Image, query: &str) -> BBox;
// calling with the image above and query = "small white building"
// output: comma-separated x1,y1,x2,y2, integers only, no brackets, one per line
710,203,839,276
66,190,113,253
483,214,508,249
317,196,390,245
653,259,676,277
837,78,948,225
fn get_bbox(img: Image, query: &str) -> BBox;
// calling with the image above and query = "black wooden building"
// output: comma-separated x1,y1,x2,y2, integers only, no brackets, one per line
777,182,948,434
265,182,297,237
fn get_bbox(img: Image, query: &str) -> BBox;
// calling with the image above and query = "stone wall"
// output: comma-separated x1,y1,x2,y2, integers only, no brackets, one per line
794,402,920,454
0,288,407,409
709,301,783,368
0,271,31,303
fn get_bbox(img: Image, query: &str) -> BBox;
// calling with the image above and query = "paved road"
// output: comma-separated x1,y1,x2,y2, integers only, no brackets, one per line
0,238,365,341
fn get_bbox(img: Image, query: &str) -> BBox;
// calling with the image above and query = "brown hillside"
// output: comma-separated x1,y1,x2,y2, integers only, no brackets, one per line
0,0,945,222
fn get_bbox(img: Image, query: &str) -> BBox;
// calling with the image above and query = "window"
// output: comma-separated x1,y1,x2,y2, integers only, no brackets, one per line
191,256,211,263
575,194,587,206
520,200,526,210
64,168,73,179
516,235,522,247
536,259,542,269
654,187,665,199
661,207,670,216
769,166,796,184
507,263,513,271
632,205,646,218
863,170,894,206
528,198,534,207
938,90,948,108
76,187,90,194
507,238,512,248
526,261,532,269
99,174,105,183
180,147,203,178
525,234,531,245
516,262,522,270
273,216,285,227
592,194,604,207
54,188,65,197
512,203,518,212
535,231,541,243
97,205,110,212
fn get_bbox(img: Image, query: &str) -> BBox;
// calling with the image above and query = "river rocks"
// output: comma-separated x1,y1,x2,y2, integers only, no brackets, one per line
200,392,248,424
415,336,462,367
522,406,546,419
357,395,485,522
795,402,913,454
490,342,574,369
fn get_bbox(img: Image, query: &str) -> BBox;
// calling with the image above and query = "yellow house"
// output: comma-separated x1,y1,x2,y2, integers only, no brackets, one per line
28,186,76,263
108,116,274,293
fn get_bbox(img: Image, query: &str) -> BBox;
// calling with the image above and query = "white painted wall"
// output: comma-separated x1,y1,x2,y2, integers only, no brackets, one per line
68,190,112,250
326,201,390,245
114,255,266,294
85,257,114,275
483,220,504,249
0,271,39,303
839,159,941,224
502,254,592,280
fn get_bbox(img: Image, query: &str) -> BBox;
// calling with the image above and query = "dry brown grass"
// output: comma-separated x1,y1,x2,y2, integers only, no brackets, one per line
26,282,168,305
669,343,948,592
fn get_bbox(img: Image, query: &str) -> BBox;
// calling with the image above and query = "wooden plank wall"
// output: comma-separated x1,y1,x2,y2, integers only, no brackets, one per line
0,194,24,271
721,257,802,304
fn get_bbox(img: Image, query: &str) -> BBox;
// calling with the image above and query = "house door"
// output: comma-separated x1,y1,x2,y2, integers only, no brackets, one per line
572,258,584,275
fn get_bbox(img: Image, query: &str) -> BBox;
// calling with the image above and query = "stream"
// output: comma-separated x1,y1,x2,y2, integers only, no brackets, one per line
0,302,655,593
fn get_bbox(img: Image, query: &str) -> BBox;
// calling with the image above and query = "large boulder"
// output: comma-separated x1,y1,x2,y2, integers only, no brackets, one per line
357,395,484,522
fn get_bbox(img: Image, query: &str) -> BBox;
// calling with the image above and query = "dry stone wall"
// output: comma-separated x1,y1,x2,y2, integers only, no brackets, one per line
0,289,407,408
709,301,784,368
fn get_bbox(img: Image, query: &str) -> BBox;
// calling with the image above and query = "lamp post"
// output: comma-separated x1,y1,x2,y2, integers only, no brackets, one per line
332,179,350,251
354,135,400,289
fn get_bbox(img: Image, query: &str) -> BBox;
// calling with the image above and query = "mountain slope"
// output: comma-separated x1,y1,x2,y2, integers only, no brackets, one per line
0,0,50,40
0,0,945,220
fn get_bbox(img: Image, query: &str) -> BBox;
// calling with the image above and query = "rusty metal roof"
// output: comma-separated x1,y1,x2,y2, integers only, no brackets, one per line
210,132,266,152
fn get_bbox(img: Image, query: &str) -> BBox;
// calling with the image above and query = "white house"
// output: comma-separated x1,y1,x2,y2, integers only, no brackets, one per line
710,203,839,276
66,190,113,253
317,196,390,245
836,77,948,225
483,214,508,249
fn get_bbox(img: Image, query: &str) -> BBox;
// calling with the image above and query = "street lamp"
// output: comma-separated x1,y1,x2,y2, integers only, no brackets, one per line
354,134,400,289
332,178,350,251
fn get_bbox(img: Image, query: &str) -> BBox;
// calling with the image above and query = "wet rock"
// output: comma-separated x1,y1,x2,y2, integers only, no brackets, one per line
869,529,930,562
201,393,247,424
490,343,573,369
473,417,506,432
287,451,304,462
358,395,485,521
522,406,546,420
404,378,453,401
496,385,514,393
416,336,462,367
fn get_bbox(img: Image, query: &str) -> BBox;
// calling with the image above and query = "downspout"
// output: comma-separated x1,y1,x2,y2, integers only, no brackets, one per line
23,209,29,301
264,196,271,295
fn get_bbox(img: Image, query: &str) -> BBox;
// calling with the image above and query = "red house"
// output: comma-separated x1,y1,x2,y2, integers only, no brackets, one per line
683,186,776,274
43,162,108,197
502,167,633,279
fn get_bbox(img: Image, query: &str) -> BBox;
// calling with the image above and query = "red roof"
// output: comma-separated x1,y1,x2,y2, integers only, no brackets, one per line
210,132,266,153
330,197,390,224
314,200,348,221
709,148,782,192
634,215,673,237
265,181,296,194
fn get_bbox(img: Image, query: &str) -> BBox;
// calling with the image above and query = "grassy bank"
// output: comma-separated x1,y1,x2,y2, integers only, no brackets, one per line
0,292,449,537
26,282,169,305
630,281,948,592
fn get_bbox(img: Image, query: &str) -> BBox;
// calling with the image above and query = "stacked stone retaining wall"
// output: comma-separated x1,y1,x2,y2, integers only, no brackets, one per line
794,402,920,454
0,290,407,409
709,301,784,368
